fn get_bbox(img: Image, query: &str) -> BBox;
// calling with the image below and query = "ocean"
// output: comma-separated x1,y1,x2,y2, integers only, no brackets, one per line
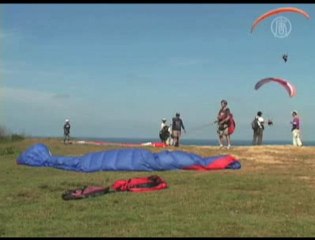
76,137,315,147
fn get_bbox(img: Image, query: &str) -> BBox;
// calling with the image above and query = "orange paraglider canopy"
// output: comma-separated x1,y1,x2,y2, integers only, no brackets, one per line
251,7,310,33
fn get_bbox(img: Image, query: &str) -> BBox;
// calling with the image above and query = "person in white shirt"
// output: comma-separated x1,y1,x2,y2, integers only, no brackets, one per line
160,118,167,130
159,118,170,144
252,111,265,145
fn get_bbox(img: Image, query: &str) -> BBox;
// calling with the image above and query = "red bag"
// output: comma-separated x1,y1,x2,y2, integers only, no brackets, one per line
228,114,236,135
112,175,168,192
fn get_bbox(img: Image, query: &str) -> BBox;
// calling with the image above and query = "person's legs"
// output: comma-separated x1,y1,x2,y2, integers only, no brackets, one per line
252,131,257,145
292,130,297,146
173,130,180,147
172,131,177,146
217,130,224,147
221,128,230,148
66,134,70,143
169,135,174,146
226,134,231,149
177,131,182,147
218,127,230,148
296,132,303,146
293,129,302,146
257,129,263,145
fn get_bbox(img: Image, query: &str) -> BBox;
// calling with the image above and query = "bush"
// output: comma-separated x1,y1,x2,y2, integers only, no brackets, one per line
0,126,9,138
0,126,25,142
0,146,16,156
11,134,25,141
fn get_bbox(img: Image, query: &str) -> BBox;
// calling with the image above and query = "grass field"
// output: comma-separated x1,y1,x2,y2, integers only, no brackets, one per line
0,138,314,237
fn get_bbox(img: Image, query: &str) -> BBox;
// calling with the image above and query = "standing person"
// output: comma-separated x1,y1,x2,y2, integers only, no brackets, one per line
216,99,232,149
63,119,71,144
290,111,303,147
252,111,265,145
171,113,186,147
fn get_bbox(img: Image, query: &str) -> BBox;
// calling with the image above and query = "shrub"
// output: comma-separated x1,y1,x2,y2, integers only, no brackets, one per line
11,134,25,141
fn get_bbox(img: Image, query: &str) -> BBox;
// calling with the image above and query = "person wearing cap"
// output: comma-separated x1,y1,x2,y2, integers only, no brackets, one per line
171,113,186,147
215,99,232,149
159,118,170,144
252,111,265,145
63,119,71,144
290,111,303,147
160,118,167,130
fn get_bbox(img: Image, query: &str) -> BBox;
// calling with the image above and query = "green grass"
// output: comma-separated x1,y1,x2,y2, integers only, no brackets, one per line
0,138,314,237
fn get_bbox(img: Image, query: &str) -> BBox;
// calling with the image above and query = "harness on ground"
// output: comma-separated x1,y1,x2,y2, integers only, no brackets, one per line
62,175,168,200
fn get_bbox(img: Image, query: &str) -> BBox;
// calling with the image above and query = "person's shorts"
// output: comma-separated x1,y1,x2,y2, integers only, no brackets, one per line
217,125,229,136
172,130,181,138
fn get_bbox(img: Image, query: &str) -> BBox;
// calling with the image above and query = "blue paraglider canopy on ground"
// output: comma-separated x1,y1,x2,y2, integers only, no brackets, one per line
17,143,241,172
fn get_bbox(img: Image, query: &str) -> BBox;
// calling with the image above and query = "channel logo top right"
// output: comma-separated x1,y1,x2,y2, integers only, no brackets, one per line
271,16,292,39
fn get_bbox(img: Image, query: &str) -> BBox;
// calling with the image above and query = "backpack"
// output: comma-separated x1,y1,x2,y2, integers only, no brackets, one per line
251,118,259,130
159,125,170,141
62,185,110,200
112,175,168,193
228,115,236,135
172,118,182,130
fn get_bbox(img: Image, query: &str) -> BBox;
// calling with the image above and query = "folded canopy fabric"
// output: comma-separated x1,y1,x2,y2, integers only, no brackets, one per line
16,143,241,172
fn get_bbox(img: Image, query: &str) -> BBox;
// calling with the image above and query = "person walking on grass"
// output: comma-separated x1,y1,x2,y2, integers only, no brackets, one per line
290,111,303,147
252,111,265,145
63,119,71,144
171,113,186,147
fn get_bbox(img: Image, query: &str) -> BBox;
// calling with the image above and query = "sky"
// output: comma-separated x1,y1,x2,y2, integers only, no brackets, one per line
1,3,314,141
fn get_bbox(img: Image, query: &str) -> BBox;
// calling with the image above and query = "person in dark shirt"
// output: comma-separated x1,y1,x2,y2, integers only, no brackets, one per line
171,113,186,147
63,119,71,144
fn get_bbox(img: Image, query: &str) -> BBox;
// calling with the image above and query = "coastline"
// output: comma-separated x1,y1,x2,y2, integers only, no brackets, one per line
58,136,315,147
26,136,315,148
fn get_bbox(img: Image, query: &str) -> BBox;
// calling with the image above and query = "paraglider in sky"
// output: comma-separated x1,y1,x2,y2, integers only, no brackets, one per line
282,54,288,62
250,7,310,33
254,77,296,97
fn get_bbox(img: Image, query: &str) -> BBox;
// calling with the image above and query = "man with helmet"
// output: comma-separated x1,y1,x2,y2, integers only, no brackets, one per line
216,100,232,149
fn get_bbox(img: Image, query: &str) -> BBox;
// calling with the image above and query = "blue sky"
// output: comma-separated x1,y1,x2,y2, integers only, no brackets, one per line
1,3,314,141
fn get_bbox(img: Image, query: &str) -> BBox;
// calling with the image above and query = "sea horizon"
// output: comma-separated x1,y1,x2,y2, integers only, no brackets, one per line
62,136,315,147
